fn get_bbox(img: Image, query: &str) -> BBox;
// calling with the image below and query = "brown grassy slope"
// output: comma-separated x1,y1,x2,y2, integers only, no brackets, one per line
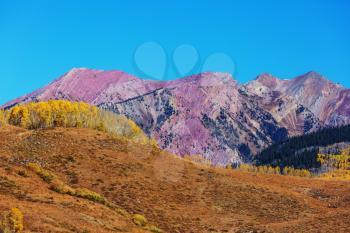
0,126,349,233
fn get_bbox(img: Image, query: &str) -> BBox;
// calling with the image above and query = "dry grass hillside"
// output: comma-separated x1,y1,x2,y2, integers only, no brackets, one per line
0,125,350,232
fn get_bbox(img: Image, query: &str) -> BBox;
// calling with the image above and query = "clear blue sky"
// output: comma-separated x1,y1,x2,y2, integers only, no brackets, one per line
1,0,350,104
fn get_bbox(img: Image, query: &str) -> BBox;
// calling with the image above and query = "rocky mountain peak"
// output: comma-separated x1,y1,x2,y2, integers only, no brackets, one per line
3,68,350,165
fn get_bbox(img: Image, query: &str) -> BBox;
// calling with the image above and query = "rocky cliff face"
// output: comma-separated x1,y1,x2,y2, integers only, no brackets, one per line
245,73,323,136
99,72,288,165
246,72,350,127
4,68,349,165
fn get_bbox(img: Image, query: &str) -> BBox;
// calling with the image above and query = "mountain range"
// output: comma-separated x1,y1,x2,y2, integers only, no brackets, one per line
3,68,350,165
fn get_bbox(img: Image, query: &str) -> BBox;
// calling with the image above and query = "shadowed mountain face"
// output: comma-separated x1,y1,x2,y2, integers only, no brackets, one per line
4,68,349,165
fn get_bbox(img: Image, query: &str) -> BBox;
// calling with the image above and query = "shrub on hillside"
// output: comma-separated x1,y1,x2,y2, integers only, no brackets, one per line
0,207,24,233
75,188,107,204
0,110,6,127
148,225,162,233
28,162,110,204
28,162,56,183
133,214,148,227
4,100,156,144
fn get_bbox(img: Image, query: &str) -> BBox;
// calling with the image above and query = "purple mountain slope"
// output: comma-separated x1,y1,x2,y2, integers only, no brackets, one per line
246,72,350,127
4,68,350,165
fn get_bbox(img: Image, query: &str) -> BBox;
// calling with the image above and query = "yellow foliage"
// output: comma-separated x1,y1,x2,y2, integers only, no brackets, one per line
0,110,7,127
27,162,162,232
319,169,350,180
237,164,311,177
317,148,350,170
148,226,162,233
28,162,55,183
133,214,148,227
283,166,311,177
0,207,24,233
317,147,350,180
0,109,8,127
75,188,107,204
28,163,108,205
4,100,155,145
238,164,281,174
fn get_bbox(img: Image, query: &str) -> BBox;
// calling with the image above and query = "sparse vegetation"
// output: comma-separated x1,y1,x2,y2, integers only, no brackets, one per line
0,207,24,233
238,164,311,177
17,170,28,178
28,162,107,203
183,154,212,166
319,169,350,180
25,162,163,232
0,110,6,127
75,188,107,204
133,214,148,227
50,181,76,195
28,162,55,183
4,100,157,145
28,163,161,229
0,125,349,232
147,225,162,233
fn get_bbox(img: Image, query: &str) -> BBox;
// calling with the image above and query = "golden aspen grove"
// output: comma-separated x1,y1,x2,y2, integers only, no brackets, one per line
0,100,156,145
318,147,350,180
238,164,312,177
0,110,6,127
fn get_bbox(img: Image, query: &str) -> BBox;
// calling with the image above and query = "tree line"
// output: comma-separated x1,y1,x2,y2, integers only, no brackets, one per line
254,125,350,169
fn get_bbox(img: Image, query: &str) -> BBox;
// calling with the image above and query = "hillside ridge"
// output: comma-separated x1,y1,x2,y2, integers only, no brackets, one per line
3,68,350,165
1,126,350,232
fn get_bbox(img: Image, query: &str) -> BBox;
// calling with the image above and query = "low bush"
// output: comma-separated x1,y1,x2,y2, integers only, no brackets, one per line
28,163,55,183
0,110,6,127
28,163,109,205
27,163,161,232
75,188,106,204
133,214,148,227
0,207,24,233
148,225,162,233
50,181,76,195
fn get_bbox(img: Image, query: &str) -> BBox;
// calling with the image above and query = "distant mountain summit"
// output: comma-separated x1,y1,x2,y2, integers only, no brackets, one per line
4,68,350,165
247,71,350,126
